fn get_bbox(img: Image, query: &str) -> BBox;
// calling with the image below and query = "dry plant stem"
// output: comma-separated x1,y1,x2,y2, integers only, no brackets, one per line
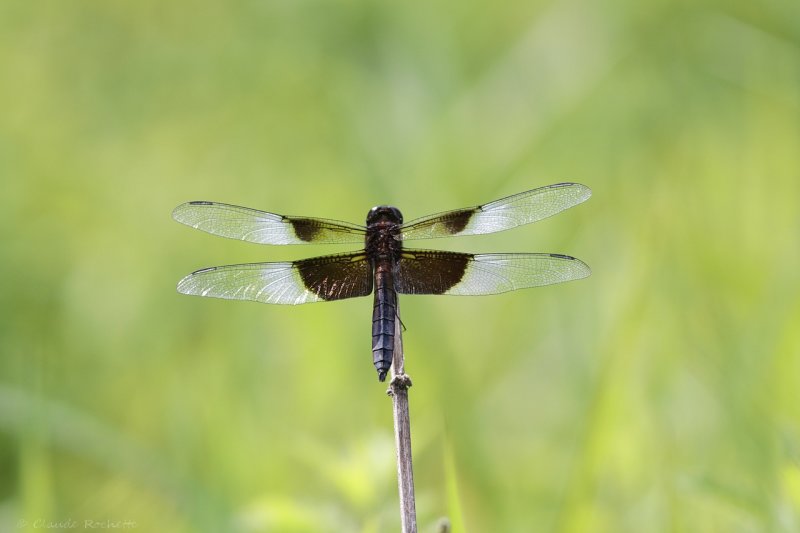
388,307,417,533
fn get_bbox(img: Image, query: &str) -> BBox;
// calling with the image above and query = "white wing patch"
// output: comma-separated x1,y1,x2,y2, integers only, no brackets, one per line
399,183,591,240
172,202,366,245
447,253,591,295
177,263,321,305
462,183,591,236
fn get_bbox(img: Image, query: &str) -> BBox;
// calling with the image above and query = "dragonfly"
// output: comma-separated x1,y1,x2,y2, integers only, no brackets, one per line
173,183,591,381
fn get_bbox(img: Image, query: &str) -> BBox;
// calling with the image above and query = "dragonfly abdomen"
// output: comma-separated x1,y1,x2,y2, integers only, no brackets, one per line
372,262,397,381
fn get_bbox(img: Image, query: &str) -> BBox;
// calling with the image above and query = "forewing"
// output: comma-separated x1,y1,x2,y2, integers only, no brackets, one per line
398,183,591,240
172,201,367,245
395,250,590,295
177,252,373,305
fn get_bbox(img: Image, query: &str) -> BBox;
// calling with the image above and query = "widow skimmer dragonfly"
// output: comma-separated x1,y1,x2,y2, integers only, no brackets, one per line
173,183,591,381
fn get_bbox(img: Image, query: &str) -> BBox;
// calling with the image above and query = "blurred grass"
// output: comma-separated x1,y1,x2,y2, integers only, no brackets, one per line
1,0,799,531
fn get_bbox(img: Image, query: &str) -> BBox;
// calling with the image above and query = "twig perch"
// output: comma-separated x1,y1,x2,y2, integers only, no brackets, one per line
387,306,417,533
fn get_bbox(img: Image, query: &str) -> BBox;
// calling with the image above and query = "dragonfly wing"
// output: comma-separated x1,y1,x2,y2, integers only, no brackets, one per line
173,201,367,245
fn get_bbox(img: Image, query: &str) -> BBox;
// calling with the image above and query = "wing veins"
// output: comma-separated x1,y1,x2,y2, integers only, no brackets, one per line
398,183,591,240
173,201,366,245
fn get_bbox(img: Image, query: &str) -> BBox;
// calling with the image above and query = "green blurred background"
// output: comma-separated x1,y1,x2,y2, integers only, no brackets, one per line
1,1,798,531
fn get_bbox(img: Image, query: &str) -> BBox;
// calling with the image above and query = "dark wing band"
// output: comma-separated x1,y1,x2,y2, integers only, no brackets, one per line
398,183,591,240
395,249,590,295
177,252,373,305
172,201,367,245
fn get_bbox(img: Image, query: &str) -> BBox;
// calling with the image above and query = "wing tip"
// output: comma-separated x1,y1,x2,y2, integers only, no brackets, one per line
176,273,194,295
176,267,217,295
172,201,215,223
552,182,592,202
576,183,592,202
171,203,187,222
548,253,592,279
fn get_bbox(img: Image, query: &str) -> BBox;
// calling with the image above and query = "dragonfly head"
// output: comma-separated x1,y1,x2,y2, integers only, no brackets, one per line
366,205,403,226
